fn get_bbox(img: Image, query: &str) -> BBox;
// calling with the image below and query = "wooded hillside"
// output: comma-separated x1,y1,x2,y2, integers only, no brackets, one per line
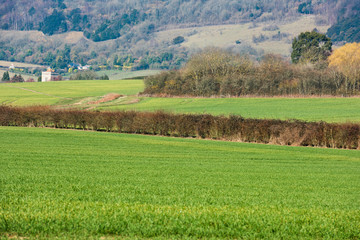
0,0,358,70
326,0,360,43
0,0,346,41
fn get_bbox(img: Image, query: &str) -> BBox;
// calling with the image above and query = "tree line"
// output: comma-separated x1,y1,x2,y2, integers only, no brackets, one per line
143,42,360,97
0,37,188,72
1,71,25,82
69,71,109,80
0,105,359,150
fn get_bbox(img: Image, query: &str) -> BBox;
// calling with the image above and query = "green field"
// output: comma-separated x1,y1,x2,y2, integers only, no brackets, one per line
101,97,360,123
0,127,359,238
1,80,360,123
0,80,144,106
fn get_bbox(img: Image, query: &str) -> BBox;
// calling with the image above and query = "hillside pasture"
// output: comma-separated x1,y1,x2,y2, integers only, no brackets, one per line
0,127,359,238
156,15,330,56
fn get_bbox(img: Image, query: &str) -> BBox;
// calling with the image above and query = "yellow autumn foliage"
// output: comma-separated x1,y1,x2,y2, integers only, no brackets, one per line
328,42,360,82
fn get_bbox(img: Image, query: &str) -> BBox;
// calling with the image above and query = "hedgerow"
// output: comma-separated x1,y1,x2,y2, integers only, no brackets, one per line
1,105,359,149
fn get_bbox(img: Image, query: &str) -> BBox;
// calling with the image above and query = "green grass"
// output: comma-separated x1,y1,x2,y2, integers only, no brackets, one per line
100,97,360,123
1,127,359,239
1,79,360,123
0,80,144,106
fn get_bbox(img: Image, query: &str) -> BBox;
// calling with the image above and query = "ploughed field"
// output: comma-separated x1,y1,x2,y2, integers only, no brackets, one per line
1,80,360,123
1,127,359,238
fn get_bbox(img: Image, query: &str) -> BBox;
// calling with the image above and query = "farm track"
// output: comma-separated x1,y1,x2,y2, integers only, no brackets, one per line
58,95,140,111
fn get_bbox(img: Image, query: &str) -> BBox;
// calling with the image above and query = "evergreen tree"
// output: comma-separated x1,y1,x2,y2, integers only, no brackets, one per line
2,71,10,82
291,31,332,64
40,10,67,35
173,36,185,45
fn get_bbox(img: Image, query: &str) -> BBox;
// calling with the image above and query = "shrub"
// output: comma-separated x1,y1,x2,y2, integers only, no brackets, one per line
172,36,185,45
10,74,24,83
70,71,98,80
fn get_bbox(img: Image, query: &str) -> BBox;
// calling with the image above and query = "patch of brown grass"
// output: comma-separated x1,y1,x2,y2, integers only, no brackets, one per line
126,98,140,104
87,93,123,105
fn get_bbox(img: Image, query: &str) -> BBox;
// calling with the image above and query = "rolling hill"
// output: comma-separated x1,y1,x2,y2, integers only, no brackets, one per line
0,0,349,69
0,15,330,71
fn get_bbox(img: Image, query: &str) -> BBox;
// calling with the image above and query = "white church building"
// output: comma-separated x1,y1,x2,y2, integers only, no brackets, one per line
41,68,59,82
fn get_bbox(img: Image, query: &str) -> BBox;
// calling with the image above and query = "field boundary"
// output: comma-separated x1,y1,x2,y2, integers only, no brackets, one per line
140,93,360,99
1,105,359,150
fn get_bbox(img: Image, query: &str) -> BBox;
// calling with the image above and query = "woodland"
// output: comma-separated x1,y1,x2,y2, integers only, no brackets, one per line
0,0,359,69
143,40,360,97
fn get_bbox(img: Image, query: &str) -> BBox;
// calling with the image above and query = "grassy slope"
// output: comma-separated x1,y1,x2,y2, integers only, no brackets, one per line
0,80,144,106
157,15,329,56
0,15,328,69
101,97,360,123
0,127,359,238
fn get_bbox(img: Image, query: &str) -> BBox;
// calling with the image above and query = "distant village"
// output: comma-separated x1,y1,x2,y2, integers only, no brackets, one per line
41,64,91,82
0,62,92,82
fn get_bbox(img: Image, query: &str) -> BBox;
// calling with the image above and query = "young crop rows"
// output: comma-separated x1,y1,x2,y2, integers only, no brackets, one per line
1,127,359,238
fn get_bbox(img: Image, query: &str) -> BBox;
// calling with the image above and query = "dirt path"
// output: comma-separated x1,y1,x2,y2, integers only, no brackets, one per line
7,85,72,99
87,93,123,104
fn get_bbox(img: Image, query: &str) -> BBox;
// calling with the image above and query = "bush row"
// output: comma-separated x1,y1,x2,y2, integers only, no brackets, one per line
0,105,359,150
